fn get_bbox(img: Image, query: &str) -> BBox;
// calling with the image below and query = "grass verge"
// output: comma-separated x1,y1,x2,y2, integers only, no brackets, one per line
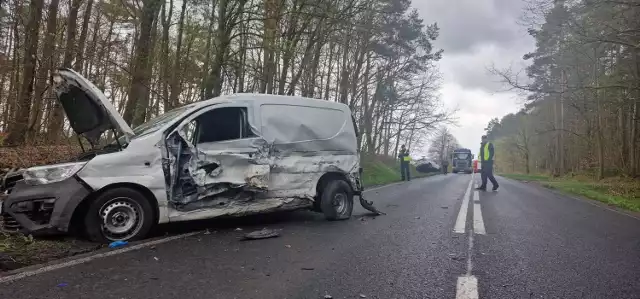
0,233,102,271
361,154,435,187
500,173,640,212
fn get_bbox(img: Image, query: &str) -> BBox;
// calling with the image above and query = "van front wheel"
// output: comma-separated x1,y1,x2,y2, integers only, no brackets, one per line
84,187,155,243
320,180,354,221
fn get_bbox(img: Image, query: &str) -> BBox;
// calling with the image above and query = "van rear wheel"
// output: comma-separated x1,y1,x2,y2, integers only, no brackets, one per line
320,180,354,221
84,187,154,243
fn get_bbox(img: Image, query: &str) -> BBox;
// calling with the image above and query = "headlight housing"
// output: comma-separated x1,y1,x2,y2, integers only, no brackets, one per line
23,162,87,185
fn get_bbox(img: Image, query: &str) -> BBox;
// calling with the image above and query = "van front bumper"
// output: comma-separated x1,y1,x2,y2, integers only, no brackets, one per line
0,177,92,235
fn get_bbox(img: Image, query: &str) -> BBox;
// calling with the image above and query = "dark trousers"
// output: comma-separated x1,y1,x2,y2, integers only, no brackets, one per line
400,162,411,181
480,161,498,188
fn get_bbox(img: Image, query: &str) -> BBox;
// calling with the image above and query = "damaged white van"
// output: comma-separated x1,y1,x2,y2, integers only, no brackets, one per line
0,68,382,243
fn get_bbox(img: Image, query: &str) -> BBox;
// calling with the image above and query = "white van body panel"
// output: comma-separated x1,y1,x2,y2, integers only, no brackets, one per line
76,93,361,224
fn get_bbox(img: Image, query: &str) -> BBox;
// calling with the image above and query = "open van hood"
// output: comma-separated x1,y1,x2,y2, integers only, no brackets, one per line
52,68,134,145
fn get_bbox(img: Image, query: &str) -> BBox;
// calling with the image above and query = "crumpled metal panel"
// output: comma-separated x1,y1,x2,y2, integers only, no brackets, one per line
166,100,360,218
188,153,270,189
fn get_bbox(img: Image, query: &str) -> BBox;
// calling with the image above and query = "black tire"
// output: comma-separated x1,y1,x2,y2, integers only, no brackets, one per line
84,187,155,243
320,180,354,221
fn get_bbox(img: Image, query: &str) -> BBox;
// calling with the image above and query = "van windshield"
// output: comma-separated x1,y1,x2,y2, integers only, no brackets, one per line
131,105,192,138
107,105,192,147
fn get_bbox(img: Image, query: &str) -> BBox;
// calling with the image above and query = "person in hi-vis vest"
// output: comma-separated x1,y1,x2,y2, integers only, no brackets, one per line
477,135,499,191
398,145,411,181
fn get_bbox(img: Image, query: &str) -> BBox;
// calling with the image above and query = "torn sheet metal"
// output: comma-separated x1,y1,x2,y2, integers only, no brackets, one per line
164,96,365,219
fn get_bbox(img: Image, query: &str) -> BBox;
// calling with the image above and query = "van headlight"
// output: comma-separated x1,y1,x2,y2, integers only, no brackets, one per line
23,162,87,185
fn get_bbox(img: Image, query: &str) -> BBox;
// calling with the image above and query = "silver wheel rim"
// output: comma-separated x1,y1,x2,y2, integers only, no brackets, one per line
99,197,143,241
332,193,348,215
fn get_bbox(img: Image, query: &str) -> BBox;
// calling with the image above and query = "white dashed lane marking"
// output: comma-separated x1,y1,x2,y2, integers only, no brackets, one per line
454,176,474,234
473,190,486,235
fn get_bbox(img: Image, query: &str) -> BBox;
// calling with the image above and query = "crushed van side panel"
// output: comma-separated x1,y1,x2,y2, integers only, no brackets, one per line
165,101,361,219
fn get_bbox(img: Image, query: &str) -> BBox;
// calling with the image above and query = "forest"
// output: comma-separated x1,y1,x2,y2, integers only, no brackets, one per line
488,0,640,180
0,0,452,167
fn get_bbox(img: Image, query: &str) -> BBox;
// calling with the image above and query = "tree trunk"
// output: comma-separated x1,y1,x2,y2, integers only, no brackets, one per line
5,0,44,145
303,26,325,97
200,0,216,99
5,0,22,132
47,0,82,142
323,39,335,101
84,1,101,75
74,0,94,71
122,0,162,126
26,0,60,142
168,0,187,108
365,69,383,154
160,0,173,110
287,24,321,95
337,31,351,105
205,0,247,98
630,50,640,177
261,0,278,94
236,17,246,93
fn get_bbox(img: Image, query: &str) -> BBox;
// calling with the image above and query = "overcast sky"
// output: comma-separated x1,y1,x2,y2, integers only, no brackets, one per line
414,0,535,156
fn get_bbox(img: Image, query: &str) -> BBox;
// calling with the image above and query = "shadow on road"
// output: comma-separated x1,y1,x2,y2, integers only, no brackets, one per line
149,210,326,238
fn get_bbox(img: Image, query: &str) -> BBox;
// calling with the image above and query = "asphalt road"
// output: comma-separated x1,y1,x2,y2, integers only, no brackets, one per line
1,174,639,299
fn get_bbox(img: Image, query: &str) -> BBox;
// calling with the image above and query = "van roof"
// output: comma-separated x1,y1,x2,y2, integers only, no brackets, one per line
191,93,350,111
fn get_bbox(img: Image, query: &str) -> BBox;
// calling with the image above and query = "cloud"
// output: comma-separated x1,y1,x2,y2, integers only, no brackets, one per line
438,43,534,92
414,0,529,54
411,0,535,156
440,83,523,151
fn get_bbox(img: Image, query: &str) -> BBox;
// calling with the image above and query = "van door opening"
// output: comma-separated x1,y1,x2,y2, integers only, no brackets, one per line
165,106,270,209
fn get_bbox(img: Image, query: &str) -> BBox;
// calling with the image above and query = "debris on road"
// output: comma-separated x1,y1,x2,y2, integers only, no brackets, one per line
153,257,159,261
235,228,243,231
285,244,292,248
56,283,68,288
359,195,386,215
324,295,333,299
108,240,128,248
448,253,464,261
415,216,421,219
359,294,367,298
243,229,280,240
301,267,315,270
204,229,211,235
441,206,448,209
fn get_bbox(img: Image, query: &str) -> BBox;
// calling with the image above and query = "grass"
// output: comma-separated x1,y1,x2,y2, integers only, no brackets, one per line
0,233,101,271
500,173,640,212
361,154,435,187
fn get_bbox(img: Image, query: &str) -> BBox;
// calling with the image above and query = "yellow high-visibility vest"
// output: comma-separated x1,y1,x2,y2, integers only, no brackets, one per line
403,156,412,162
482,142,493,161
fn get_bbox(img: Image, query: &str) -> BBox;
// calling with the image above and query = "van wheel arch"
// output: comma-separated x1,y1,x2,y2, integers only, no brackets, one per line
70,183,159,238
314,172,353,212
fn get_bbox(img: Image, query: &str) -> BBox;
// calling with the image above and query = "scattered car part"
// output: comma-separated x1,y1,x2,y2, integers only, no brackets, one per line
243,229,280,240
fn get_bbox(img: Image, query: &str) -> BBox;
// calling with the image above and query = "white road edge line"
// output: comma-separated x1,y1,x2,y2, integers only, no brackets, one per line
365,181,404,192
473,191,486,235
0,231,202,284
456,275,479,299
454,176,474,234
